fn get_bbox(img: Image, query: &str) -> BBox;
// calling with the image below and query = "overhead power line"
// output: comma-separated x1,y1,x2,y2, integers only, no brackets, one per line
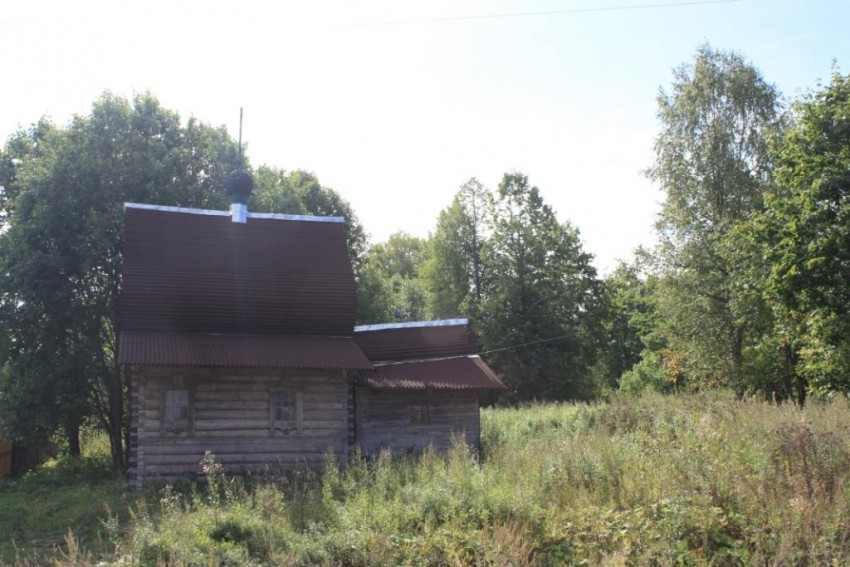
476,334,574,357
355,0,742,26
370,333,576,368
0,0,742,28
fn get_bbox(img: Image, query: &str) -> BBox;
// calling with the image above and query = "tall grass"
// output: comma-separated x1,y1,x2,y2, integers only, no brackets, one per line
0,428,128,565
9,391,850,565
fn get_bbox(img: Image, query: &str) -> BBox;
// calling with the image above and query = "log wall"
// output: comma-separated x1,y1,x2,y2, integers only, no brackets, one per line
130,366,349,488
355,388,480,456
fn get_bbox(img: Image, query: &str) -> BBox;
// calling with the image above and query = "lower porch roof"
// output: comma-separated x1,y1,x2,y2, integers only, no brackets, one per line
359,356,506,390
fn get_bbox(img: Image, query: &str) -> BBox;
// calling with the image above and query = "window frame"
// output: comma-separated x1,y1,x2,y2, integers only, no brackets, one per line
161,387,194,434
410,404,431,426
269,388,303,436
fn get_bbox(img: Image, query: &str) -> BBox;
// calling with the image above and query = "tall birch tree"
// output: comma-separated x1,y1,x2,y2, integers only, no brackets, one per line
647,44,781,394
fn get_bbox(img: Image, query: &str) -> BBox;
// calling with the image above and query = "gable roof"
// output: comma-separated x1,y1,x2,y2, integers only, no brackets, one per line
120,204,357,336
118,204,371,370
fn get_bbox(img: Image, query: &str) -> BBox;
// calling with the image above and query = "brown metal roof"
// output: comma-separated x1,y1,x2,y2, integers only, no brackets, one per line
353,321,471,362
359,356,506,390
120,205,357,337
119,332,372,369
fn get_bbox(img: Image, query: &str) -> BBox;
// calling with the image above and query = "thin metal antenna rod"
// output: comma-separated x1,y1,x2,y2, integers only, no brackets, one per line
224,107,253,223
238,107,244,169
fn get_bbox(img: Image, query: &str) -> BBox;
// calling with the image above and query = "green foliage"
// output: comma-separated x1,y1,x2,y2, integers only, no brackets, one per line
424,178,493,320
481,172,603,401
366,232,430,281
0,431,127,564
356,231,432,323
754,70,850,401
0,94,367,468
618,355,671,395
637,52,849,406
595,255,663,390
646,44,782,395
0,93,242,466
385,172,608,401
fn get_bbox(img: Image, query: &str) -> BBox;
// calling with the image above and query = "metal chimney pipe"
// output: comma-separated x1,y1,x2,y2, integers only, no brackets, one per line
225,170,253,223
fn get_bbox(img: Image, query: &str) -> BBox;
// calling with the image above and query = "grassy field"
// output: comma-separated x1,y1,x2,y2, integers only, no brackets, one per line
3,391,850,565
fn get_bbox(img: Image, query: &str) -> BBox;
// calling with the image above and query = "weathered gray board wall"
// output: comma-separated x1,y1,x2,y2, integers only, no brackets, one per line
129,366,350,489
354,389,480,456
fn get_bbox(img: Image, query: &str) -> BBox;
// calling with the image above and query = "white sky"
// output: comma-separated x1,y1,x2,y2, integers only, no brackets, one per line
1,0,848,273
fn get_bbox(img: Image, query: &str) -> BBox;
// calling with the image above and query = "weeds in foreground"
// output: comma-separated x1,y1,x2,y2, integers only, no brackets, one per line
4,392,850,565
0,432,128,565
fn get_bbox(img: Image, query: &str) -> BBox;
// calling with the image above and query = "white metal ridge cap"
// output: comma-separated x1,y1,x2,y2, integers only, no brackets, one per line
125,202,229,216
248,212,344,223
371,354,474,367
124,202,344,223
354,318,469,332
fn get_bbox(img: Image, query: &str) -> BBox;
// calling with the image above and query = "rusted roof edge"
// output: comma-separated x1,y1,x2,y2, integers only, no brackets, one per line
118,332,373,370
359,355,507,390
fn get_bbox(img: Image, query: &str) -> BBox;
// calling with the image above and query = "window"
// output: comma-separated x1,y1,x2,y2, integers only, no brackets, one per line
410,404,430,425
162,389,190,433
271,389,302,435
273,390,295,425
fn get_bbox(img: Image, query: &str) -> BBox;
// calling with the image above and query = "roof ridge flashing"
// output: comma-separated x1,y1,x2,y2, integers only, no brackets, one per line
124,202,345,223
354,318,468,332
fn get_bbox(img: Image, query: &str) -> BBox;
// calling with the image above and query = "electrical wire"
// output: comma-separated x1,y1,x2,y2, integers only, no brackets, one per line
0,0,742,27
475,333,574,357
354,0,742,26
371,333,576,367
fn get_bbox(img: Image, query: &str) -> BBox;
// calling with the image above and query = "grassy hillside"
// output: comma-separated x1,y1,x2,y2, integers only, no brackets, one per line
4,392,850,565
0,433,128,565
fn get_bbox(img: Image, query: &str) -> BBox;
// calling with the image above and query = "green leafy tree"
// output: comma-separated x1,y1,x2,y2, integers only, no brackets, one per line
595,256,663,391
647,44,782,395
425,178,493,319
755,71,850,404
480,172,602,401
0,100,372,469
0,93,242,468
356,260,395,325
357,232,432,323
0,119,60,233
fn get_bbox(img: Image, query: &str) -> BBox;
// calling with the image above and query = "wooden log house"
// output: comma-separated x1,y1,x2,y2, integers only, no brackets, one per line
353,320,504,456
119,193,504,489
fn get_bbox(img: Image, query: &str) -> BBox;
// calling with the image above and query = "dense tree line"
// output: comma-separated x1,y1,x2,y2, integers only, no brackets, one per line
354,173,603,402
617,47,850,406
1,46,849,470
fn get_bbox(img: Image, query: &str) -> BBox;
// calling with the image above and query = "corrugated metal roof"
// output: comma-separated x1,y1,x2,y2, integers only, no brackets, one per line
120,206,357,337
119,332,372,369
353,323,471,362
359,356,506,390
